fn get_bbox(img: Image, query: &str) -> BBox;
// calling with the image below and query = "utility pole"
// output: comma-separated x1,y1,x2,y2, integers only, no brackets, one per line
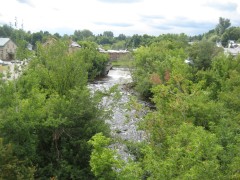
15,16,18,29
21,19,24,30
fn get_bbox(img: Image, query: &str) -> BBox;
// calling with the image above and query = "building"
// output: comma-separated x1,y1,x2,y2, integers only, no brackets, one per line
224,40,240,56
0,38,17,60
68,41,81,53
98,48,129,61
224,47,240,56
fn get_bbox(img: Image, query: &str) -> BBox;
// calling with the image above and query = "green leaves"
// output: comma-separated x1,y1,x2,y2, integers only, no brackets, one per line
89,133,121,179
187,40,223,70
0,39,111,179
140,124,223,179
0,138,35,179
133,40,188,99
129,37,240,179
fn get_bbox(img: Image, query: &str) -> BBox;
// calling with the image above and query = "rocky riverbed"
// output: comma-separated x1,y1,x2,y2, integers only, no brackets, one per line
89,67,147,160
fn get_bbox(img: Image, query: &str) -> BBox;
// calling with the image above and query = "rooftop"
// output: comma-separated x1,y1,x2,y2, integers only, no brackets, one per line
0,38,10,47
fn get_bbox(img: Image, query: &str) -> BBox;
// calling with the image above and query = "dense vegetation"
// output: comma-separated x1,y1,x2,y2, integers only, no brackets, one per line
1,17,240,179
88,18,240,179
0,40,110,179
128,41,240,179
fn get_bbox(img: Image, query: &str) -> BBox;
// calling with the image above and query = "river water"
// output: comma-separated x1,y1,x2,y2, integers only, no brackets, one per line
89,67,146,160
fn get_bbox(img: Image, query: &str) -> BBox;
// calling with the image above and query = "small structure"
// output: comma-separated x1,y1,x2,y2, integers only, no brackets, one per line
98,48,129,61
27,43,33,51
224,47,240,56
68,41,81,53
224,40,240,56
0,38,17,61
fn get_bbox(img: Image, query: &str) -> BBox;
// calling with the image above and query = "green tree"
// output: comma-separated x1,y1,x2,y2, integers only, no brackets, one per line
0,24,14,37
215,17,231,36
187,40,223,70
31,31,44,46
221,27,240,47
89,133,144,179
103,31,114,38
133,40,187,99
16,39,32,60
73,29,94,41
141,124,223,179
89,133,121,179
0,40,110,179
116,33,126,41
0,138,35,180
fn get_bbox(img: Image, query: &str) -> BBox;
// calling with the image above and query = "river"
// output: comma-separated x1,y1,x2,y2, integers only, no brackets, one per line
89,67,146,160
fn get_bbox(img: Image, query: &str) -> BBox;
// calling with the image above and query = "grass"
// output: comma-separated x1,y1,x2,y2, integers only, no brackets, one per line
111,53,135,68
111,59,134,68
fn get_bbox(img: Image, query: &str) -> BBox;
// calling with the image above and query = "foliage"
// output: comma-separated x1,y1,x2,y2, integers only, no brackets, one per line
88,133,121,179
215,17,231,36
78,41,109,78
187,40,223,70
114,32,240,179
1,17,240,179
0,40,110,179
73,29,94,41
89,133,144,180
0,138,35,179
0,17,235,52
132,39,187,99
16,39,33,60
103,31,114,38
221,27,240,47
140,124,223,180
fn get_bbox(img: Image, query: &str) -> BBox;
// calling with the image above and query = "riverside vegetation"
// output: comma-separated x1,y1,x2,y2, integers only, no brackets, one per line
0,17,240,179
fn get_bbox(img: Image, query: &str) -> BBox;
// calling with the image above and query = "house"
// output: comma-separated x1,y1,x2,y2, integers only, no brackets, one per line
224,47,240,56
0,38,17,61
224,40,240,56
68,41,81,53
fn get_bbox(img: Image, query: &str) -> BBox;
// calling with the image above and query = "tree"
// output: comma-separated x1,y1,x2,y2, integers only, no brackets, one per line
0,138,35,179
88,133,121,179
73,29,93,41
128,34,142,48
77,41,109,78
187,40,223,70
221,27,240,47
89,133,144,179
117,33,126,41
215,17,231,36
0,24,14,37
103,31,114,38
53,33,61,39
31,32,44,46
0,40,110,179
141,124,223,179
16,39,32,60
133,40,187,98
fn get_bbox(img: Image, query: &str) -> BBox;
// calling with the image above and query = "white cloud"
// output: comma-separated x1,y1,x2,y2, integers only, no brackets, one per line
0,0,239,36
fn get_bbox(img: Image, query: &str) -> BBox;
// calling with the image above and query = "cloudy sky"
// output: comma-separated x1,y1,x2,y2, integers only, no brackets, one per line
0,0,240,36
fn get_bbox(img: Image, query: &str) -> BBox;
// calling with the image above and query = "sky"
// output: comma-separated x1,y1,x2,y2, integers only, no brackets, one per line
0,0,240,36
